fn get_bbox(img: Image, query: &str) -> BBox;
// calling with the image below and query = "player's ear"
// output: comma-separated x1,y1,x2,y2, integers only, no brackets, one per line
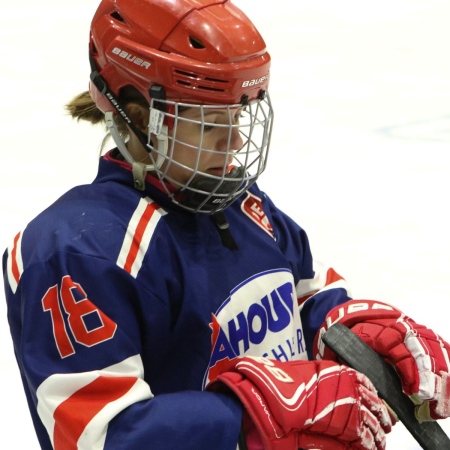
125,103,150,135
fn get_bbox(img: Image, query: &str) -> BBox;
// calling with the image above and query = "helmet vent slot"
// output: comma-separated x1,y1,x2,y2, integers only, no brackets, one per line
205,77,227,84
175,69,199,79
198,86,224,92
110,11,126,23
174,69,227,92
175,79,225,92
175,70,226,84
189,36,205,49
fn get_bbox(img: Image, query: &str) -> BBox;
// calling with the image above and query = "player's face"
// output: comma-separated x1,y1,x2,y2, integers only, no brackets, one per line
159,106,245,187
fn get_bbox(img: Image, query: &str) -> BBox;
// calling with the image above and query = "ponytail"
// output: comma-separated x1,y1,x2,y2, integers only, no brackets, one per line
65,86,149,148
65,91,105,125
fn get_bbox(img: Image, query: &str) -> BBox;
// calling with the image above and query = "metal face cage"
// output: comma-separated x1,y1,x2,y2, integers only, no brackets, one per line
142,93,274,213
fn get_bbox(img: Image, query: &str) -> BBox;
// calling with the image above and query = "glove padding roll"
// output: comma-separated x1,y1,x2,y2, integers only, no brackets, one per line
207,356,393,450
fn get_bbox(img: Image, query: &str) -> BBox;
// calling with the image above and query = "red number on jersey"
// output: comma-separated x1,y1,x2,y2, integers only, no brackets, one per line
42,276,117,358
42,285,75,358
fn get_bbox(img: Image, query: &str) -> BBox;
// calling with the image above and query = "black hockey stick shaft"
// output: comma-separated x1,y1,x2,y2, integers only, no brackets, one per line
322,323,450,450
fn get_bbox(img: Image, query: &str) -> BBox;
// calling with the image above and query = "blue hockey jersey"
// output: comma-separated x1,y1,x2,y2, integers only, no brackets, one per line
3,150,351,450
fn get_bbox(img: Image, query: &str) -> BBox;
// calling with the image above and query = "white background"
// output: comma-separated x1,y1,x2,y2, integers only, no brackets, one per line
1,0,450,448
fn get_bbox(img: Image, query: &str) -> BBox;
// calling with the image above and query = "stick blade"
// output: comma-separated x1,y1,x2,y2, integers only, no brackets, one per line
322,323,450,450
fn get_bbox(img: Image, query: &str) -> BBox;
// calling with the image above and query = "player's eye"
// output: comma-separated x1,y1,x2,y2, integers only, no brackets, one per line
234,108,246,123
203,121,216,132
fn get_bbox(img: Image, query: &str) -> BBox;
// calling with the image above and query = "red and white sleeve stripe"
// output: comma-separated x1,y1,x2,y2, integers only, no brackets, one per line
295,260,352,306
36,354,153,450
116,198,166,278
6,231,24,294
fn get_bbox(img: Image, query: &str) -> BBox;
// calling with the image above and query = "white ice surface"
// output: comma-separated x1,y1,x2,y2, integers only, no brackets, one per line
1,0,450,448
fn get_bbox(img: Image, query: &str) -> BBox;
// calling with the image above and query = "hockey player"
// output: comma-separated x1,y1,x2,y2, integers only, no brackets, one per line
3,1,450,449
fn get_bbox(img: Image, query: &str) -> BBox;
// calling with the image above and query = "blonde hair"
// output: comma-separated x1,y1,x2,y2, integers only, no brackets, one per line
65,86,149,150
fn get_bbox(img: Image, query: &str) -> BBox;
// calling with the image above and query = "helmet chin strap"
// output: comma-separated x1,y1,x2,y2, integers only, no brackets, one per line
104,111,146,190
91,52,169,190
104,110,169,191
104,111,133,165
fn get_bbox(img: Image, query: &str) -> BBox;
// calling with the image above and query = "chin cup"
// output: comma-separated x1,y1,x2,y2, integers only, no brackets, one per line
182,166,247,213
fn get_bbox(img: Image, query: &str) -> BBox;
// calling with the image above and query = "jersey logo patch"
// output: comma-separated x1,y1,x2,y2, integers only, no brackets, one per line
241,192,274,238
203,269,307,388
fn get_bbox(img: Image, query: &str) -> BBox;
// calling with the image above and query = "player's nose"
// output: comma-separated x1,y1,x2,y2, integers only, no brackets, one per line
216,126,244,152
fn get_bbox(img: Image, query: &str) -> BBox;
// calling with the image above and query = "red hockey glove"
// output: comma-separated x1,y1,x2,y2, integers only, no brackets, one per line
313,300,450,421
207,356,392,450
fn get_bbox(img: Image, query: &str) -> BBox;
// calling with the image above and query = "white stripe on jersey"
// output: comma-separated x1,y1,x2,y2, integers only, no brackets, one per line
78,379,151,450
6,231,24,294
296,259,352,304
36,354,153,450
116,197,166,278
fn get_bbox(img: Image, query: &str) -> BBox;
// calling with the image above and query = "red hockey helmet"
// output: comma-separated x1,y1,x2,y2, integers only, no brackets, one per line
89,0,271,110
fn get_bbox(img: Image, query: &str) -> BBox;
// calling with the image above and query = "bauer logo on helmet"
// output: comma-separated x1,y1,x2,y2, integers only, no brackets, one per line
111,47,152,69
242,76,269,88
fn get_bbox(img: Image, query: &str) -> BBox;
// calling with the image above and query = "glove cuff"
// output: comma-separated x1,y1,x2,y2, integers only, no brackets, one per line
209,371,297,450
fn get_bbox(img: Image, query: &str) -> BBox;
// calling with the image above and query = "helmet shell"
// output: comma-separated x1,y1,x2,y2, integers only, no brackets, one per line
89,0,271,110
